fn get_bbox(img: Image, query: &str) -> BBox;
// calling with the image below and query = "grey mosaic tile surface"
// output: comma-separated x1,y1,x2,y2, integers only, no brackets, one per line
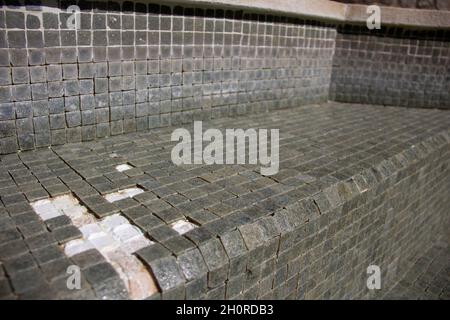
382,242,450,300
331,25,450,109
1,102,449,299
0,1,336,153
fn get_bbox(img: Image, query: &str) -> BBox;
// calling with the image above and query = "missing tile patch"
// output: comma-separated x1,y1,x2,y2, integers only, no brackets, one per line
31,195,95,225
170,219,197,235
116,163,133,172
30,194,157,300
65,214,156,300
104,187,145,203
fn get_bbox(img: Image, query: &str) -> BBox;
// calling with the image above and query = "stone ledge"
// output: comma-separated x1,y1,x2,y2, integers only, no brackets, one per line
142,0,347,22
345,4,450,29
149,0,450,29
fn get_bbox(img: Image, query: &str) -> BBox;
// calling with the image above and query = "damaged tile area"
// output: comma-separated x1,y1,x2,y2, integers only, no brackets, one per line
32,195,94,226
104,187,145,203
31,194,158,300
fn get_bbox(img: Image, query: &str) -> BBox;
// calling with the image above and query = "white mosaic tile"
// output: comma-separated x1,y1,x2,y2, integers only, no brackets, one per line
104,192,126,203
171,219,197,235
112,224,142,243
79,223,103,238
52,195,76,210
64,239,94,256
31,199,54,216
100,214,129,231
124,188,144,198
31,195,78,221
38,209,62,221
121,236,153,255
116,164,133,172
63,205,86,220
87,231,120,252
104,187,145,203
